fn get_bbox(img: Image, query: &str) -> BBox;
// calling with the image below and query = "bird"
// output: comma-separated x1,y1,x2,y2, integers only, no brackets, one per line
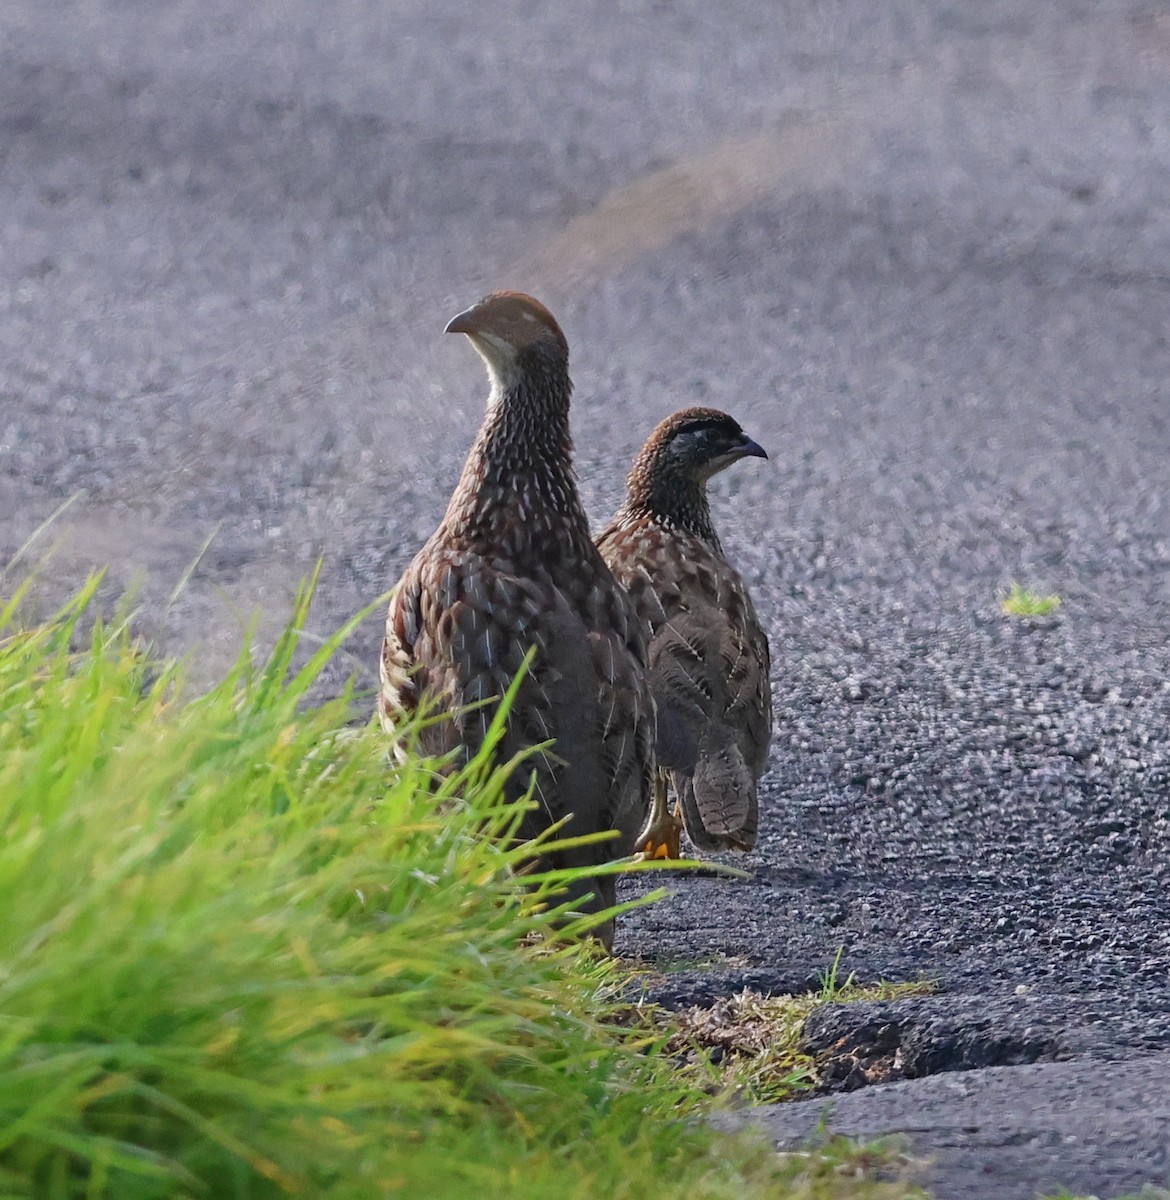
378,291,655,948
596,407,772,860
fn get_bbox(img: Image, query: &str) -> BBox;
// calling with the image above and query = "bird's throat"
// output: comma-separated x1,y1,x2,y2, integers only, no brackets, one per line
629,470,721,548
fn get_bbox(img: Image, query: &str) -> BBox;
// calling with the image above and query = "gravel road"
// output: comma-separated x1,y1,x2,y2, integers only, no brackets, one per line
3,3,1169,1196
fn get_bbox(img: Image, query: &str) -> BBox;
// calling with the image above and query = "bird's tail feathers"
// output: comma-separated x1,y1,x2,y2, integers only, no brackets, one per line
678,724,757,851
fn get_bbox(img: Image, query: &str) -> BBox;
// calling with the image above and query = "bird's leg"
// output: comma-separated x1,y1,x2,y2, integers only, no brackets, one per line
634,772,682,861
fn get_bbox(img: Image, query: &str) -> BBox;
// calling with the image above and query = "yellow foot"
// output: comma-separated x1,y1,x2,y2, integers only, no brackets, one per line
634,811,683,861
634,777,684,861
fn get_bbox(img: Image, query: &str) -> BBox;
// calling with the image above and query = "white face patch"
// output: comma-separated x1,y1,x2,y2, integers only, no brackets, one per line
521,310,538,323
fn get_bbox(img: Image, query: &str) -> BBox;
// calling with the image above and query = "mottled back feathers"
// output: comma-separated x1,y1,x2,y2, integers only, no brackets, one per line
597,407,772,852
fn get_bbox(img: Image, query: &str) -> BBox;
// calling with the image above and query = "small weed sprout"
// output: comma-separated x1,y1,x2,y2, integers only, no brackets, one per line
1001,581,1062,618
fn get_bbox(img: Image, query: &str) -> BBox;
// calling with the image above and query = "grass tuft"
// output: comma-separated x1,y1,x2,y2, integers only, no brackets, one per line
625,951,935,1106
1001,582,1062,618
0,575,921,1199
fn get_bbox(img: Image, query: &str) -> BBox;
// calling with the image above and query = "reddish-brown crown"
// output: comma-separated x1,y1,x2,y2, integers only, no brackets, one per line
446,291,569,360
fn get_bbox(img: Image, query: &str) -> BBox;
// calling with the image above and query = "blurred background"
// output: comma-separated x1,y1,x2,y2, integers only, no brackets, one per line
1,0,1168,690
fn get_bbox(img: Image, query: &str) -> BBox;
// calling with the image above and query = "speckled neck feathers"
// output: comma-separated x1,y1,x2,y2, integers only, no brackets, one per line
442,347,594,566
618,445,722,551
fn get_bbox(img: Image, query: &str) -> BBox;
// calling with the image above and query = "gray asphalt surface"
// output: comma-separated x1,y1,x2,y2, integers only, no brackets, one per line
3,3,1170,1197
720,1053,1170,1200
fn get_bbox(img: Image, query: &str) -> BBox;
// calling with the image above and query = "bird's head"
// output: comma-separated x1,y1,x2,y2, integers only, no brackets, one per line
651,407,767,483
446,291,569,389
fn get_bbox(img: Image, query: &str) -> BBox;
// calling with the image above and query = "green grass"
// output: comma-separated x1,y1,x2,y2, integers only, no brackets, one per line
0,571,923,1199
1001,582,1062,618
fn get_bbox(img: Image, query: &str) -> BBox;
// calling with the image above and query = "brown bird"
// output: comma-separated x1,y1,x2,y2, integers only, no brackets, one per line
378,291,655,948
597,407,772,860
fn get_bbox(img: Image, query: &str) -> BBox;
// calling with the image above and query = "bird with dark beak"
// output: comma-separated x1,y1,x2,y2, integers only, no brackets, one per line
379,291,656,950
597,407,772,860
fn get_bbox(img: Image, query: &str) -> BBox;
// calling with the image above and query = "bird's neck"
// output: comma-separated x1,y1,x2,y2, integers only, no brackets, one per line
623,467,722,550
444,366,593,563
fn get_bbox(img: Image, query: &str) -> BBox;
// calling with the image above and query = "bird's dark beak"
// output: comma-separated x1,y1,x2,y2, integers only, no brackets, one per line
738,435,768,460
445,303,482,335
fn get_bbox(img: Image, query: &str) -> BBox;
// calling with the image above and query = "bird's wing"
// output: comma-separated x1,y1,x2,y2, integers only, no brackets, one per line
378,564,444,752
380,548,523,752
581,572,657,853
597,517,772,851
647,549,772,847
382,547,652,855
651,601,763,850
716,581,773,780
596,523,695,772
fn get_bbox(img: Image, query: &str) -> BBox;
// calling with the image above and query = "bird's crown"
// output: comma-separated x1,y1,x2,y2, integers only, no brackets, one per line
446,291,568,358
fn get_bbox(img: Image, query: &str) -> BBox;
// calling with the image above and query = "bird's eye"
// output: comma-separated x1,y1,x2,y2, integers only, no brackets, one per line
670,429,703,456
